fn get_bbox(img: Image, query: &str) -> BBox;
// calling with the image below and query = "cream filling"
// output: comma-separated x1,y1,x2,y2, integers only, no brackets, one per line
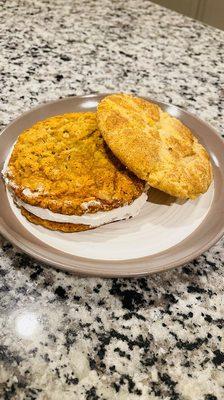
15,193,148,227
1,143,18,188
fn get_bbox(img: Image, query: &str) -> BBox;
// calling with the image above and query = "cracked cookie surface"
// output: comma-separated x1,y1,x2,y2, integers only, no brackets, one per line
97,94,212,199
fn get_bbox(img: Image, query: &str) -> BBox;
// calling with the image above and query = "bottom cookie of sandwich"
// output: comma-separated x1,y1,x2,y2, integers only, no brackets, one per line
21,208,94,233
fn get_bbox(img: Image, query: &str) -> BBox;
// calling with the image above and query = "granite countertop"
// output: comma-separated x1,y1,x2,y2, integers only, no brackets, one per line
0,0,224,399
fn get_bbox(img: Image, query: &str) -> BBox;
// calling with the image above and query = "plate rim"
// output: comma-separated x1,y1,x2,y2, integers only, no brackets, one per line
0,93,224,277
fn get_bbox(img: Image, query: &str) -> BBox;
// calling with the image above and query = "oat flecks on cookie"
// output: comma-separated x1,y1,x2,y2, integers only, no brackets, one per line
6,112,144,218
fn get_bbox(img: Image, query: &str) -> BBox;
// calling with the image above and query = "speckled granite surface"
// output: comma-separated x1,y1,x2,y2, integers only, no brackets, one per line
0,0,224,399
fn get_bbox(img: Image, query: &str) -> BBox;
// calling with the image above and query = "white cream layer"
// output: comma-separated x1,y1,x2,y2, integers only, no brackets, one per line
15,194,147,227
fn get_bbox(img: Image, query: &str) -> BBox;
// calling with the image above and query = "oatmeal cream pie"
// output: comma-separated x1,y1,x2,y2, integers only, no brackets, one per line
2,112,147,232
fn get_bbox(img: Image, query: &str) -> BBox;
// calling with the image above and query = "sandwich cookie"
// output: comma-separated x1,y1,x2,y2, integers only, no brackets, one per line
3,112,147,232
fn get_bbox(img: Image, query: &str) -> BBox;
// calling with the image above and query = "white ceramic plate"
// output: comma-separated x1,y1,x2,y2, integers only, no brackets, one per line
0,94,223,277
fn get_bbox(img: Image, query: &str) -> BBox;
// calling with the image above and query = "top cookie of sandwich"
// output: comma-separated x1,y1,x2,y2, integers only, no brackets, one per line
6,112,144,215
97,93,212,199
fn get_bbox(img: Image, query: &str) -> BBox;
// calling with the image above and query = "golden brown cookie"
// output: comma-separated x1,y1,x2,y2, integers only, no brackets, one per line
97,93,212,199
5,112,144,216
